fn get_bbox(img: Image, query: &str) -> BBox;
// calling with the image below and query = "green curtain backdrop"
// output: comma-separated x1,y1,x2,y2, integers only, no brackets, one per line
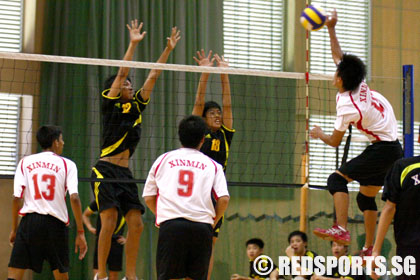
36,1,397,279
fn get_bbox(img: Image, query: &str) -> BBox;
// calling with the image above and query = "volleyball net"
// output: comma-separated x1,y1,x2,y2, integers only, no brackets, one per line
0,52,337,187
1,52,419,278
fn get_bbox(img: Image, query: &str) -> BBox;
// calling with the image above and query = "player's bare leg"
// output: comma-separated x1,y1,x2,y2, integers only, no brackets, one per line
360,185,381,249
52,269,69,280
207,237,217,280
124,209,144,280
334,171,352,230
333,192,349,229
108,271,119,280
314,171,351,245
7,267,25,280
97,207,118,279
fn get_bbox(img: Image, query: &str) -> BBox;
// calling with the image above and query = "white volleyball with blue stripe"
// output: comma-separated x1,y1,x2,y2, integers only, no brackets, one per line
300,5,326,31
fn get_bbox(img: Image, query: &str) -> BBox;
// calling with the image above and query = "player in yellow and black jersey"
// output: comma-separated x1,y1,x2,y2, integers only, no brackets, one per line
192,49,235,172
90,19,180,280
369,154,420,279
192,49,235,280
99,83,149,159
199,100,235,172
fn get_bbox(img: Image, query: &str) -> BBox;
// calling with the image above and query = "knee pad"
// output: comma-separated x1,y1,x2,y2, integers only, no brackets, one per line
327,173,348,195
357,192,377,212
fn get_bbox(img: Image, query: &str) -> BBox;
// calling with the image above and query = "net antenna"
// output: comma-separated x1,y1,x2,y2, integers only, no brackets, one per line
403,65,414,158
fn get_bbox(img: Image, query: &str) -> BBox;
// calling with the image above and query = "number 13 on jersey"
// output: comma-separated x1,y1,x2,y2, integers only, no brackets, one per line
178,170,194,197
32,174,56,200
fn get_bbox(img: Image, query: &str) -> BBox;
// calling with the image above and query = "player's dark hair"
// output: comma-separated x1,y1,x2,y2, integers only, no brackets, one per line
104,74,132,91
36,125,62,149
178,115,207,148
246,238,264,249
288,230,308,244
336,54,366,92
202,101,222,117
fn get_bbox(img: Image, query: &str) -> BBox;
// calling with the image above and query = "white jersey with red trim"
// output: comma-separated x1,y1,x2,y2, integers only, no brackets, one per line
143,147,229,226
13,151,78,224
334,82,398,142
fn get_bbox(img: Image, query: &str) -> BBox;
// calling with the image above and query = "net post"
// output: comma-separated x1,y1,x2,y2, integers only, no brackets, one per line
402,65,414,157
300,154,309,232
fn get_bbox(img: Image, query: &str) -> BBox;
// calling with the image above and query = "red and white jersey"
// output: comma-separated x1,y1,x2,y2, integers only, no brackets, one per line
13,151,78,224
143,148,229,226
334,82,398,142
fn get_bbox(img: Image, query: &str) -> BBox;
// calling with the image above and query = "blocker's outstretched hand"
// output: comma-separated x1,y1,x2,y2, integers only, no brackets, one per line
167,27,181,51
126,19,146,44
193,49,215,67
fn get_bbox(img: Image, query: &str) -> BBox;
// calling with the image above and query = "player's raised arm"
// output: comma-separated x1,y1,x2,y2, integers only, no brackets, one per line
108,19,146,98
192,49,215,116
215,54,233,129
141,27,181,101
326,9,343,65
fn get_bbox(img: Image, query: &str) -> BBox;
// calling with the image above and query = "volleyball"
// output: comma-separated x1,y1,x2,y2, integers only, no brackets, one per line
300,5,326,31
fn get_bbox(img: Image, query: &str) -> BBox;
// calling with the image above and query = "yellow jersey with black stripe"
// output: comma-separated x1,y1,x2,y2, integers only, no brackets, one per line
100,88,149,158
382,155,420,247
200,124,235,172
88,200,125,238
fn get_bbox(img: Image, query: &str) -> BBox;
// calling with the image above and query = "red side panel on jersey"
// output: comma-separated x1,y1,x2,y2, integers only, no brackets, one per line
155,153,169,176
155,189,160,227
59,156,69,224
60,157,68,177
211,188,219,201
18,186,26,216
210,159,219,200
19,185,25,198
349,93,381,141
20,157,25,175
210,159,218,175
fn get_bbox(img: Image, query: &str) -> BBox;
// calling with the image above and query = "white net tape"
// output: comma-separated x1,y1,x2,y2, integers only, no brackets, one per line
0,51,333,81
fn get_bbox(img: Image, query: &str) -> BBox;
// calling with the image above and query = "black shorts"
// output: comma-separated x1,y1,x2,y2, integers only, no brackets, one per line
93,236,123,271
157,218,213,280
395,246,420,279
339,140,403,186
91,161,145,215
8,213,69,273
